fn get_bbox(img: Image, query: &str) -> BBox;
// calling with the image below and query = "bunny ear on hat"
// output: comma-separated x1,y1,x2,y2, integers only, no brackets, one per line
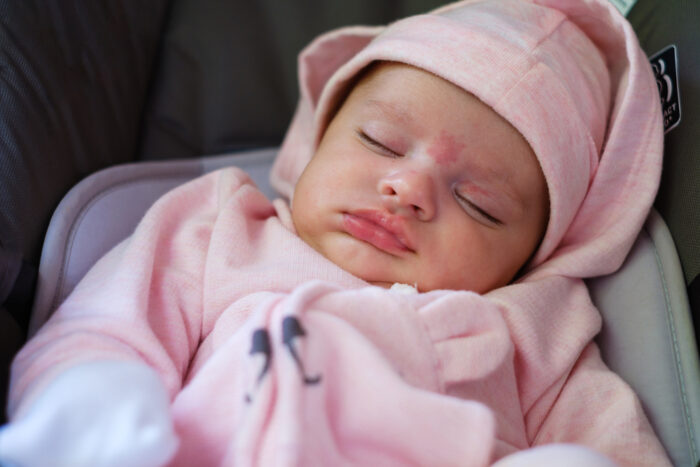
270,26,382,199
526,0,663,279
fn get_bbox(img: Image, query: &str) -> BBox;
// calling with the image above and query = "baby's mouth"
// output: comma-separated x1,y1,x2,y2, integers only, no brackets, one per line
342,210,415,255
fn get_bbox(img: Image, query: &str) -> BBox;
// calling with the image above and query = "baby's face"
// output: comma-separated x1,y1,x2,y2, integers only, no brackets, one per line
292,62,548,293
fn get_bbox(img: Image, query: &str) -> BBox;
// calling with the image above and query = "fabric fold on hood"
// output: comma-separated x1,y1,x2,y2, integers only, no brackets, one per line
271,0,663,280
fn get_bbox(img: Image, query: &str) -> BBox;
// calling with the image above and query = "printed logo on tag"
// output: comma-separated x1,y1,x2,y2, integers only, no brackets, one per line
607,0,638,16
649,45,681,134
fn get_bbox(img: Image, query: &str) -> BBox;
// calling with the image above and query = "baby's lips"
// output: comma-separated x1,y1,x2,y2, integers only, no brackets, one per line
353,208,417,251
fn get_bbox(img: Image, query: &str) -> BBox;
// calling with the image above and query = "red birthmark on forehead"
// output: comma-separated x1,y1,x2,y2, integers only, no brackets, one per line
427,130,464,166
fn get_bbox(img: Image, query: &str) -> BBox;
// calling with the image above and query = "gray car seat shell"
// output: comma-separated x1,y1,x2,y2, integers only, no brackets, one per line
30,148,278,332
589,210,700,466
627,0,700,340
27,148,700,466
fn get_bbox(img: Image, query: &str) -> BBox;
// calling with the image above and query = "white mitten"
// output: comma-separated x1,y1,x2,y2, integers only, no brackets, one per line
0,360,178,467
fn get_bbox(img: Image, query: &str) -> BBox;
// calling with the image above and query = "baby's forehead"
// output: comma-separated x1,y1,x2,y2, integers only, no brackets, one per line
349,63,538,166
350,63,506,124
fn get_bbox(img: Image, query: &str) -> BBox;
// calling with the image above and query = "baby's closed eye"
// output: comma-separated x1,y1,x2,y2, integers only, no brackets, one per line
454,190,502,226
356,129,403,158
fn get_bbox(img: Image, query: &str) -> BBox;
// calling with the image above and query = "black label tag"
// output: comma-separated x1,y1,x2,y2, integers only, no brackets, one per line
649,45,681,133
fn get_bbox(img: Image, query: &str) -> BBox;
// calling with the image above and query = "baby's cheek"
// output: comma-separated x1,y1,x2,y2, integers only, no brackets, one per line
432,236,496,292
415,252,460,291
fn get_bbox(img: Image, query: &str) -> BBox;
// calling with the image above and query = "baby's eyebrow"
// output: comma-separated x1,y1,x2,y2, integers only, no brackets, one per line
480,178,527,216
460,160,527,212
365,99,413,125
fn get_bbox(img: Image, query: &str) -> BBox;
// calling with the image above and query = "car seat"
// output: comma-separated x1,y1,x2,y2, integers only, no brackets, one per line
25,145,700,467
0,0,699,465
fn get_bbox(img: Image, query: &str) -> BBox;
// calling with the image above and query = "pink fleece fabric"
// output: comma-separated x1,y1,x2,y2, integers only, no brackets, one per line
8,0,670,466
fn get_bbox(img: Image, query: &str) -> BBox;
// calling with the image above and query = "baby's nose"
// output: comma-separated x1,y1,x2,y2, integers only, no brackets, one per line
378,170,436,221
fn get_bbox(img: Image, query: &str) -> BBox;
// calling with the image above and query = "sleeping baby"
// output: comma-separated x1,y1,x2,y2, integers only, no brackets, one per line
0,0,672,466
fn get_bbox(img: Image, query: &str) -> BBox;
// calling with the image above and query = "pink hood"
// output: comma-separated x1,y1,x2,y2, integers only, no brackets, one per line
271,0,663,279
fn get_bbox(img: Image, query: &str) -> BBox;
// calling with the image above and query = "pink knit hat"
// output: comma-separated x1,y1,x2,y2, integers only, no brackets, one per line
271,0,663,279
